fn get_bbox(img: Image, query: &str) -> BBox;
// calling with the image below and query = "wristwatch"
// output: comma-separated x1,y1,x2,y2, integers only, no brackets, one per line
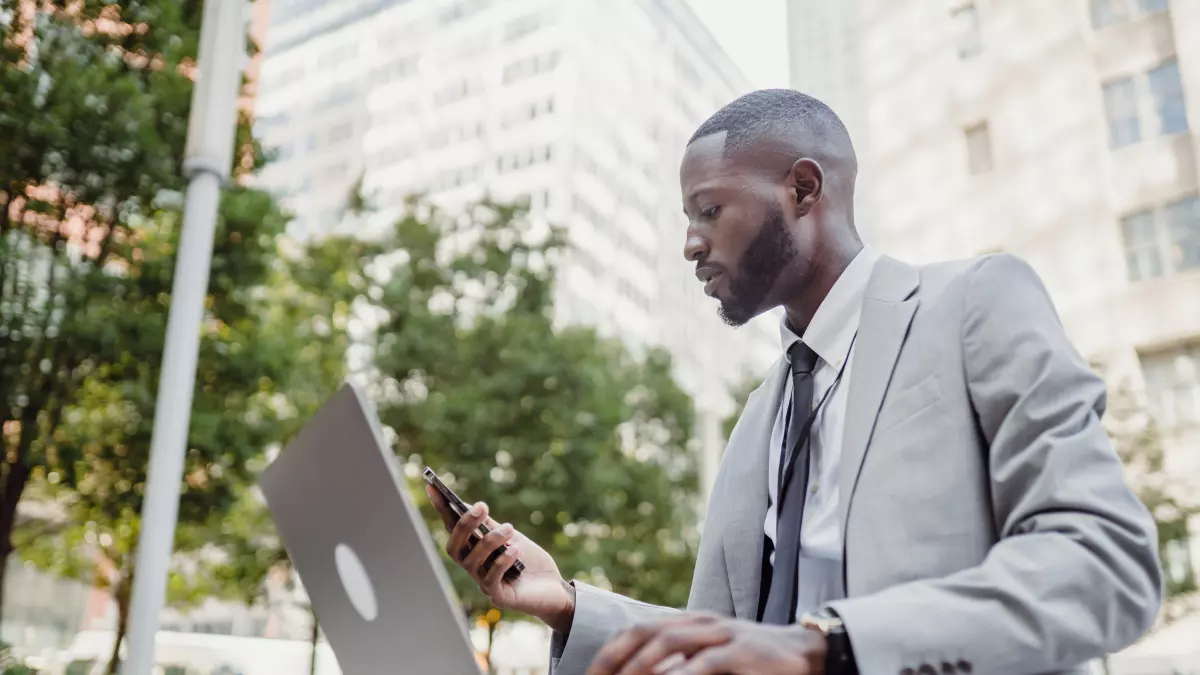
800,609,858,675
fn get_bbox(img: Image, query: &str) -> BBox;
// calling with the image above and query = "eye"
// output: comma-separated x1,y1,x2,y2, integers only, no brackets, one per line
701,205,721,219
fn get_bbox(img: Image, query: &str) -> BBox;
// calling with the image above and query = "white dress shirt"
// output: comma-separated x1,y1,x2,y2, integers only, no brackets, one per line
763,245,880,616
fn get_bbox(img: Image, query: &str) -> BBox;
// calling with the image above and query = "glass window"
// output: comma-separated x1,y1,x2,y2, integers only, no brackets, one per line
504,13,540,42
1164,195,1200,273
1090,0,1125,28
951,4,982,59
1102,77,1141,147
1138,0,1169,13
1141,344,1200,429
1148,59,1189,135
964,122,993,174
1121,210,1162,281
1162,537,1194,591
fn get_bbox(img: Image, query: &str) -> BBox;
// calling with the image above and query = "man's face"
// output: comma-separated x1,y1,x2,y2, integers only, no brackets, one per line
680,134,801,326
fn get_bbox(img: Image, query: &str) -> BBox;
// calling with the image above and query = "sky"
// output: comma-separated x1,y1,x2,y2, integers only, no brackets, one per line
686,0,790,89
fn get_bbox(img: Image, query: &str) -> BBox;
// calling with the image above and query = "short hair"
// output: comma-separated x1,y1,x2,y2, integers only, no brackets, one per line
688,89,852,158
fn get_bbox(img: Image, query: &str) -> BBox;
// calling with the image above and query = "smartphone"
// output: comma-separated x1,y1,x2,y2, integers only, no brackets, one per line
423,467,524,580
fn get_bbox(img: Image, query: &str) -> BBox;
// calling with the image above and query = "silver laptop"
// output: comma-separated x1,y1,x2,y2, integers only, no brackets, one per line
259,383,482,674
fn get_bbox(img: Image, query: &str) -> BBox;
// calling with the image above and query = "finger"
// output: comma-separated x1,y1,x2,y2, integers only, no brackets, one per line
479,543,520,595
666,645,740,675
586,616,713,675
444,502,489,562
463,523,515,578
586,624,657,675
613,623,733,675
425,485,456,531
670,644,812,675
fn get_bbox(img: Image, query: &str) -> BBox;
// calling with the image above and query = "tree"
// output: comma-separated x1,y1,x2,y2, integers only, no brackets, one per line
0,0,266,614
1103,378,1200,625
722,377,761,444
8,191,369,672
364,199,702,647
211,197,701,670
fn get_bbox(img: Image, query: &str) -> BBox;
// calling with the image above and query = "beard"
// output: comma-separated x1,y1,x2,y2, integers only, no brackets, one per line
718,202,797,327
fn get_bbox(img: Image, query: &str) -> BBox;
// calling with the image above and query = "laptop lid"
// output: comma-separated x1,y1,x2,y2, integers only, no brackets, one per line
259,383,481,674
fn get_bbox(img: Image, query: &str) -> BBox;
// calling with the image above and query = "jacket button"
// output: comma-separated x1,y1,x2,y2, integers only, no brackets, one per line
956,660,973,673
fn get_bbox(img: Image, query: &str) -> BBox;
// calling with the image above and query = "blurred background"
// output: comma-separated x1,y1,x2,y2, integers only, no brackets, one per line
1,0,1198,673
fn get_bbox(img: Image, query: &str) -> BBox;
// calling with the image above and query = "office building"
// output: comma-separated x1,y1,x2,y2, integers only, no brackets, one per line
253,0,781,495
813,0,1199,599
785,0,875,236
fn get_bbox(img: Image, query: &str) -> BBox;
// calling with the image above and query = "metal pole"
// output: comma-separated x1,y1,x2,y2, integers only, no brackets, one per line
122,1,245,672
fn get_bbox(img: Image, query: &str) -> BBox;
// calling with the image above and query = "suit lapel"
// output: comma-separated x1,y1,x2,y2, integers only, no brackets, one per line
722,356,788,620
837,256,920,544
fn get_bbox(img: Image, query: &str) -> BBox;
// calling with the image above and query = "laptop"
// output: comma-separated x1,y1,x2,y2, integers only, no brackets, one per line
259,383,482,674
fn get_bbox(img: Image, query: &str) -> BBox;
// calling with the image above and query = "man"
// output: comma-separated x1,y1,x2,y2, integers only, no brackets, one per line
428,89,1163,675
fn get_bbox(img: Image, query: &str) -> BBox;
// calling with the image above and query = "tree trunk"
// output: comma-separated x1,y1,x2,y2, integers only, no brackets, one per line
106,571,134,675
486,619,498,675
0,456,31,618
309,606,319,675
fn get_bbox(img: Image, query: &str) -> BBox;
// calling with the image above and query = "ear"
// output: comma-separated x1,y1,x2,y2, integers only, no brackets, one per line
787,158,824,217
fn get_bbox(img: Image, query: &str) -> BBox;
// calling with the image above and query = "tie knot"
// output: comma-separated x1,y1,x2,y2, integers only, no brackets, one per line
788,342,819,375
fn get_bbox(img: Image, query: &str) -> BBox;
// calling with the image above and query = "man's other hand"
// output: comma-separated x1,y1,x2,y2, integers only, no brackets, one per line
585,613,827,675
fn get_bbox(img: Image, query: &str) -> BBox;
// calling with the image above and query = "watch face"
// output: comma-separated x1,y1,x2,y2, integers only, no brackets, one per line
800,614,840,636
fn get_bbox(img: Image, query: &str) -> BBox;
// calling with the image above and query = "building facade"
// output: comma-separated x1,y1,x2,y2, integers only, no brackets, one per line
815,0,1199,590
785,0,875,237
252,0,781,496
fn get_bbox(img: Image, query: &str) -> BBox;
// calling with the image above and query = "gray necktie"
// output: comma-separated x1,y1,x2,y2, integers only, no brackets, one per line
761,341,819,625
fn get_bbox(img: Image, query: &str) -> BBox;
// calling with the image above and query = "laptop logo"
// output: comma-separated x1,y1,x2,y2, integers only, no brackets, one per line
335,543,379,622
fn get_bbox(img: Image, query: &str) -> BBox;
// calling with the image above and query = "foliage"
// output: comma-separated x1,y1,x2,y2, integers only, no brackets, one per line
363,199,702,619
0,0,268,618
0,0,366,665
9,194,363,671
722,377,761,444
237,197,704,631
0,639,36,674
1103,378,1200,624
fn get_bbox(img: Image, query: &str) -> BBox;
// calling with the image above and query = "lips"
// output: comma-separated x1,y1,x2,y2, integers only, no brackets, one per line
695,266,724,297
704,272,724,296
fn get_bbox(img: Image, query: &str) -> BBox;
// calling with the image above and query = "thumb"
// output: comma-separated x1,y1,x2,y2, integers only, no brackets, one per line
425,485,458,531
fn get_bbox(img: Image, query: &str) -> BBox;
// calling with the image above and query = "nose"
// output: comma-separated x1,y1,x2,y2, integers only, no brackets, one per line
683,225,708,262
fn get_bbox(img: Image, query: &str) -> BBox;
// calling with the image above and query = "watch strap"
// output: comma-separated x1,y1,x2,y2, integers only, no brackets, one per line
802,610,858,675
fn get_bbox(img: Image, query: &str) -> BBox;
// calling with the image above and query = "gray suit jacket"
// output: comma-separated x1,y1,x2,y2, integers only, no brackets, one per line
550,254,1163,675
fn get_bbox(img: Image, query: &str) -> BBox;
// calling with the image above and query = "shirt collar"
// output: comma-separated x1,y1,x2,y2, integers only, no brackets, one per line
780,245,881,370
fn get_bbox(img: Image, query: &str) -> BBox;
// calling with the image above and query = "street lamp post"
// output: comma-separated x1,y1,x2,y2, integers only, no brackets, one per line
121,1,247,672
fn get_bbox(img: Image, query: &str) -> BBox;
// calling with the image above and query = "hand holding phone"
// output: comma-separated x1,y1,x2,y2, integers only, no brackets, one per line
422,467,577,633
423,468,525,580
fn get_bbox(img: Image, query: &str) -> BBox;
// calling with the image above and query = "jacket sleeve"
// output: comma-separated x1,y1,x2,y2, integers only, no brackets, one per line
827,254,1163,674
549,453,736,675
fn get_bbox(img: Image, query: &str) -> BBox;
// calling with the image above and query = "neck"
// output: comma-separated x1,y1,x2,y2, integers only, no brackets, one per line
782,236,863,335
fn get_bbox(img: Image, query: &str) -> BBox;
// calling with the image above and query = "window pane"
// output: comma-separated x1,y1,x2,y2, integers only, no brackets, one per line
1164,195,1200,273
1140,345,1200,429
1103,78,1141,147
965,122,993,174
1138,0,1169,13
952,4,982,59
1090,0,1125,28
1148,60,1190,135
1121,210,1162,281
